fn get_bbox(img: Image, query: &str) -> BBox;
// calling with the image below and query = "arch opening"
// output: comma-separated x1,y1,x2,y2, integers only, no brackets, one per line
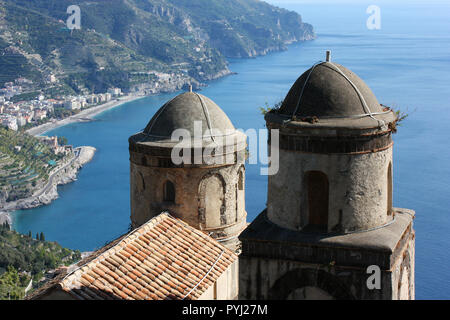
268,268,354,300
305,171,329,232
287,286,335,300
387,162,393,215
236,167,245,223
163,180,175,203
198,174,226,229
238,170,244,190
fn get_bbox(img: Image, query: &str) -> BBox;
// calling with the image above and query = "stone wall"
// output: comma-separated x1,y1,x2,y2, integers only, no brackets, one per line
239,257,395,300
130,153,247,252
391,225,415,300
239,208,415,300
267,147,393,233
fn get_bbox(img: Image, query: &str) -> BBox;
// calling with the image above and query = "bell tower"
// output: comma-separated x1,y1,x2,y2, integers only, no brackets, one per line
128,91,247,252
239,52,415,299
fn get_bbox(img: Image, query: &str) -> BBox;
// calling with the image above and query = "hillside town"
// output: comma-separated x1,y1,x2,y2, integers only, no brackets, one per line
0,77,123,131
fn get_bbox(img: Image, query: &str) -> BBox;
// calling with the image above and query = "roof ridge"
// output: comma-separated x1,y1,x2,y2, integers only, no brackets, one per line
322,62,368,115
60,213,171,289
39,212,237,300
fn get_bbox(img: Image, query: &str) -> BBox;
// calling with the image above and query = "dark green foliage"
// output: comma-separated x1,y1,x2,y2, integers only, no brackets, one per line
0,225,83,275
0,225,81,300
57,136,68,146
0,52,41,88
0,265,30,300
84,69,131,94
259,101,283,115
0,0,314,91
10,92,41,103
51,107,79,119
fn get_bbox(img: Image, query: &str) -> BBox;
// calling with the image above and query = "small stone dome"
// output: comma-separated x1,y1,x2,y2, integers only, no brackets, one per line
280,62,384,118
143,92,236,139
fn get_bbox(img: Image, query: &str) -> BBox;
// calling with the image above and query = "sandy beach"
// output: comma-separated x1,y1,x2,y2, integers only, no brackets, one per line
26,94,145,136
2,95,143,223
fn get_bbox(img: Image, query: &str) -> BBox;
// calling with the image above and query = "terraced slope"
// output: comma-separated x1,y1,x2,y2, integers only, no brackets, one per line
0,127,66,202
0,0,314,94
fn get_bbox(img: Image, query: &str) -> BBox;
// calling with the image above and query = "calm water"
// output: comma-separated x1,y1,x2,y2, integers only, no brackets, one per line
12,2,450,299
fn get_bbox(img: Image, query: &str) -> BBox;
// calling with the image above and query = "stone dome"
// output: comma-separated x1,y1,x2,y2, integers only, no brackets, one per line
143,92,236,139
279,62,385,118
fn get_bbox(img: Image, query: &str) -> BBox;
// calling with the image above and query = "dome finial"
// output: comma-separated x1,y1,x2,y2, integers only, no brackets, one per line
326,50,331,62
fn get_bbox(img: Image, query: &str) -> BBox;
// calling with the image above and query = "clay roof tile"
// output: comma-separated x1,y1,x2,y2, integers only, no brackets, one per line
31,213,236,300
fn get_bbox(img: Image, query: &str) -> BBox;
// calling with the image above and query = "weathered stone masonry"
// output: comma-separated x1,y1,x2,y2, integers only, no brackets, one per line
239,57,415,300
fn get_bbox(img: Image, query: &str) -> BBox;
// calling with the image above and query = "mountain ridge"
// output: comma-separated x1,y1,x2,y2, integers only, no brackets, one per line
0,0,315,95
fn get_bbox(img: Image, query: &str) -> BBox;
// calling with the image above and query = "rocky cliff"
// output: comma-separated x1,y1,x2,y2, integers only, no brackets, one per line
0,0,315,94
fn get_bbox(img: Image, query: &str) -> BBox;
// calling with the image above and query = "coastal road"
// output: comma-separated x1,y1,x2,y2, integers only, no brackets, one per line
1,148,82,212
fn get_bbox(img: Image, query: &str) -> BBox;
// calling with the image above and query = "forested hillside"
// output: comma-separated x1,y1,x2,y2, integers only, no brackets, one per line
0,0,314,93
0,223,81,300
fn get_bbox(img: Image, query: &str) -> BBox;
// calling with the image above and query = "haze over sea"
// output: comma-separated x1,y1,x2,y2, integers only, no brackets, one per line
12,1,450,299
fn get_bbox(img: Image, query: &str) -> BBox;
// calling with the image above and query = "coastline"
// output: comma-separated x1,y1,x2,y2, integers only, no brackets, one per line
9,41,306,231
8,92,159,224
1,146,96,220
26,94,146,137
2,95,140,220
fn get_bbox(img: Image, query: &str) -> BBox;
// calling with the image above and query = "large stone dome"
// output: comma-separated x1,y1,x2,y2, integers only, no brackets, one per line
143,92,236,139
279,62,384,118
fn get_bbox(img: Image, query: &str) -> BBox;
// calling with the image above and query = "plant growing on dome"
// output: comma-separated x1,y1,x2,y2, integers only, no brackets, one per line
382,104,411,133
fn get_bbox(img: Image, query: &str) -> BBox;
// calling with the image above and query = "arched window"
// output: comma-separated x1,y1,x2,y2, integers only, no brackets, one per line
238,170,244,190
236,168,245,223
305,171,329,232
387,162,393,215
163,180,175,203
198,175,225,228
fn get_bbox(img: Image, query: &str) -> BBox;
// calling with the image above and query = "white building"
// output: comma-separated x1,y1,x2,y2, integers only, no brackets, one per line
33,109,47,121
87,95,99,104
108,88,122,96
46,74,57,83
16,116,27,127
64,99,81,110
1,116,18,131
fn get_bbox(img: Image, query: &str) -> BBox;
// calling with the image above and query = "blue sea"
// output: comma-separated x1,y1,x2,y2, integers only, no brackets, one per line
11,1,450,299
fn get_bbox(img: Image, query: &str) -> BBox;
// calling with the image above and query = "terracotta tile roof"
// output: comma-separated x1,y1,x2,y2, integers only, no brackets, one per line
29,213,237,300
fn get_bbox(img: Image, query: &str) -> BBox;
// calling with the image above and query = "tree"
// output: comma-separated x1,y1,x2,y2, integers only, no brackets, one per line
35,233,39,240
57,136,68,146
0,266,25,300
27,231,32,238
39,232,45,242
